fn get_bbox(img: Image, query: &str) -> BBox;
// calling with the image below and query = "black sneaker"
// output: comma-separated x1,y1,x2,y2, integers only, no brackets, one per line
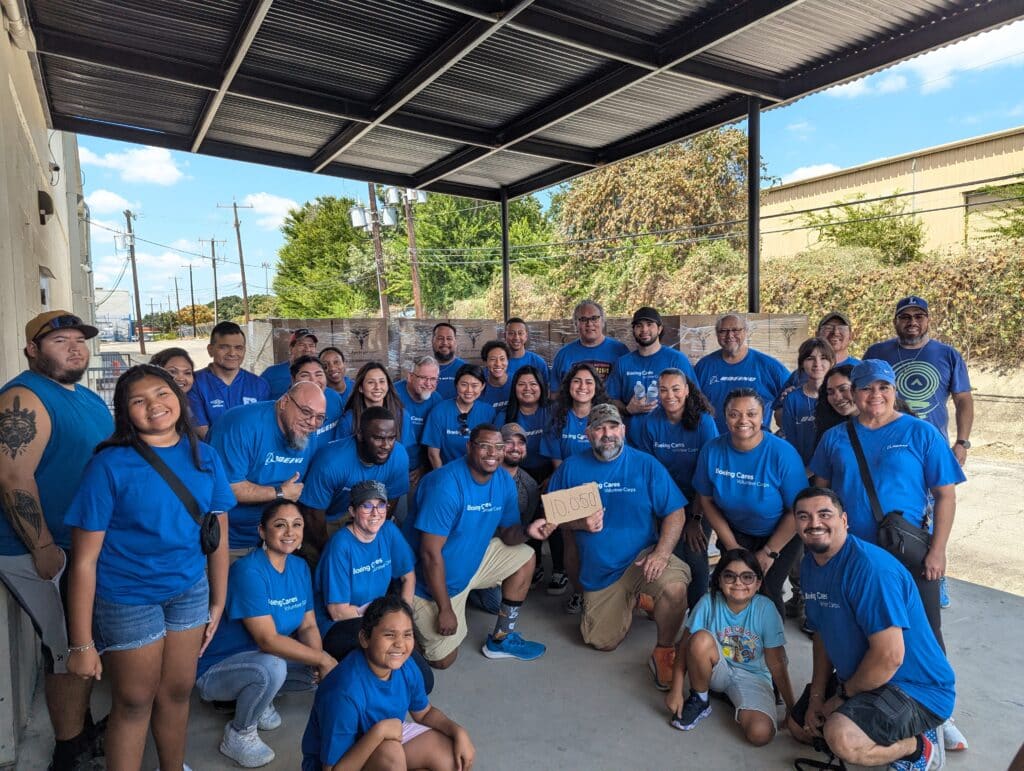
671,691,711,731
531,565,545,588
546,571,569,595
784,594,804,618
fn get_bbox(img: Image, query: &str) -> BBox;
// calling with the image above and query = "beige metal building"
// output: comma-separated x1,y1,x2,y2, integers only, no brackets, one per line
761,125,1024,258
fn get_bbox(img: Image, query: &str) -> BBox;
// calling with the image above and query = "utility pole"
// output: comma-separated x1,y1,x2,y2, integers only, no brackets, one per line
366,182,390,319
401,193,424,318
149,297,156,320
123,209,146,355
198,237,226,324
218,199,254,322
182,264,198,337
172,276,181,314
261,261,271,294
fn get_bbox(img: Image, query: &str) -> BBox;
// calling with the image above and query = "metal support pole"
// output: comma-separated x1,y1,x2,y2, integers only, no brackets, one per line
747,96,761,314
500,188,511,322
367,182,391,319
124,209,146,355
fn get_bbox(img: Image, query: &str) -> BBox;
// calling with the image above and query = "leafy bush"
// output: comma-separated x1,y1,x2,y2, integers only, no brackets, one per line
799,194,925,265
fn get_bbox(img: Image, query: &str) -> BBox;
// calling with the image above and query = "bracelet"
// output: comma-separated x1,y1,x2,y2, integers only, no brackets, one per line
68,641,95,654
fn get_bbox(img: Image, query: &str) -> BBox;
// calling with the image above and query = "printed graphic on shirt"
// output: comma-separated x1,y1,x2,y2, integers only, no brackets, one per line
719,625,760,665
893,361,942,421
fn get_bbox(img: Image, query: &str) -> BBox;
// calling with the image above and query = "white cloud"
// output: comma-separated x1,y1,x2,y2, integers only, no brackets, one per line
827,72,907,99
827,79,872,99
905,21,1024,93
781,163,841,184
79,146,184,185
876,74,908,94
241,192,299,230
85,189,138,215
786,121,814,133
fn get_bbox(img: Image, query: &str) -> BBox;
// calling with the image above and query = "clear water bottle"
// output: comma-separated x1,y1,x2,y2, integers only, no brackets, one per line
633,381,646,403
646,380,659,406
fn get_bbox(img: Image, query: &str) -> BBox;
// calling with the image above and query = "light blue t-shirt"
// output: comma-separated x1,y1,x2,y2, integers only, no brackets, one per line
692,433,807,537
65,437,235,604
539,409,590,461
300,436,409,520
503,404,551,476
862,339,970,440
548,447,686,591
686,592,785,684
781,388,819,466
188,367,270,430
481,378,513,413
435,357,467,400
628,409,718,499
198,549,312,677
208,401,319,549
259,360,293,400
507,350,550,384
421,398,496,465
406,459,519,598
313,521,415,635
809,415,966,544
302,651,428,771
802,536,955,720
395,380,441,470
605,346,698,403
694,348,789,434
550,337,629,391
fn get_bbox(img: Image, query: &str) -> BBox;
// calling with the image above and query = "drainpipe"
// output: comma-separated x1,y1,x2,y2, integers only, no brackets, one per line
0,0,35,50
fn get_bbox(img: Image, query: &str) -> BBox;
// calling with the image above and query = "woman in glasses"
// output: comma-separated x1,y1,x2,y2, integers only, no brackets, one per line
422,364,496,468
665,548,794,747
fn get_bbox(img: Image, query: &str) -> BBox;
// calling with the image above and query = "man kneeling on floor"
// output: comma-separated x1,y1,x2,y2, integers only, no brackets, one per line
548,403,690,690
788,486,955,771
403,424,555,669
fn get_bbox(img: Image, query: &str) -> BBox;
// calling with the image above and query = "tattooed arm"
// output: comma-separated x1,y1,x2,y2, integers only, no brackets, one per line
0,387,62,579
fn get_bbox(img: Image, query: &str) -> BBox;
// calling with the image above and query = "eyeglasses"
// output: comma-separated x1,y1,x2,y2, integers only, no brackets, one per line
286,393,326,425
716,327,745,336
576,314,602,324
357,501,388,513
721,571,758,585
457,411,469,435
412,374,438,384
472,440,506,453
819,324,850,334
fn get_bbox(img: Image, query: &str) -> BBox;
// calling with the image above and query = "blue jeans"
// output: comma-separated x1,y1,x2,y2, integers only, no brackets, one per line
196,651,312,730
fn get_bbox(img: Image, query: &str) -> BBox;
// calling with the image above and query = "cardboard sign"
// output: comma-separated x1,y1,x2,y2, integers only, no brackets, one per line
542,482,602,526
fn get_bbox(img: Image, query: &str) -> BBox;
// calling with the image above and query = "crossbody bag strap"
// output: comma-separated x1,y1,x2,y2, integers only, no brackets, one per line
134,442,203,525
845,420,886,525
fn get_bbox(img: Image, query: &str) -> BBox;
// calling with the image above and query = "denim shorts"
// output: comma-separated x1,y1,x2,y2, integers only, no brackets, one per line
94,574,210,653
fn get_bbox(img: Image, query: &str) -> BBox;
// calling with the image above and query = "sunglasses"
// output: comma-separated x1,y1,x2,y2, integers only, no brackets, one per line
35,314,84,340
457,411,469,435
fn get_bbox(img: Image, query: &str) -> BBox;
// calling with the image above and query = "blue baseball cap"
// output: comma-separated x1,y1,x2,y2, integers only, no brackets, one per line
851,359,897,389
895,296,929,316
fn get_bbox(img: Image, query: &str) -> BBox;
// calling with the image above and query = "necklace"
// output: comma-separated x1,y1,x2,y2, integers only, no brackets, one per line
896,339,928,364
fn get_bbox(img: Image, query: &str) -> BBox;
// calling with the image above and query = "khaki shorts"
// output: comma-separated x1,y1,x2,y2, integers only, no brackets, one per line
412,538,533,662
581,548,690,650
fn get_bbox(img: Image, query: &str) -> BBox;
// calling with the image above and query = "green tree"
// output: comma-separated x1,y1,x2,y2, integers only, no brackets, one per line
141,311,176,333
175,304,214,328
977,181,1024,240
801,193,925,264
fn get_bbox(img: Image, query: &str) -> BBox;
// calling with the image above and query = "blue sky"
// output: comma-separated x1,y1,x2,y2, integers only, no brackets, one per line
80,19,1024,315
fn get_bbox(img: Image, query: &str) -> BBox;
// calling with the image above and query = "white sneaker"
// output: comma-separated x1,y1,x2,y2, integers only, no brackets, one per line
257,703,281,731
219,723,275,768
942,717,968,751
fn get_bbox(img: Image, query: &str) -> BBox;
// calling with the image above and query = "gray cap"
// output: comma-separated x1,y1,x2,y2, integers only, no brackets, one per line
587,403,622,428
350,479,388,507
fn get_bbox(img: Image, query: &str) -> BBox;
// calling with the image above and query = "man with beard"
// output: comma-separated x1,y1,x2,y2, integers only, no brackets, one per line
550,300,629,395
606,307,697,417
0,311,113,770
787,487,954,771
190,321,270,438
431,323,466,400
260,327,320,399
300,407,410,549
548,404,690,691
208,381,324,553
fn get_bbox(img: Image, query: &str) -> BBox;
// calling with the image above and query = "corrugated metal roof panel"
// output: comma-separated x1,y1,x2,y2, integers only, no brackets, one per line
205,95,345,157
445,151,561,188
532,0,707,41
339,128,465,175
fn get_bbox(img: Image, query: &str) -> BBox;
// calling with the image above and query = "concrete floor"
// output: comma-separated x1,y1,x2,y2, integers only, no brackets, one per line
14,576,1024,771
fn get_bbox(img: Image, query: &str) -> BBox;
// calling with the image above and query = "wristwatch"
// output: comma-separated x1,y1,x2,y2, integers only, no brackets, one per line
274,484,285,500
955,439,971,449
765,547,781,560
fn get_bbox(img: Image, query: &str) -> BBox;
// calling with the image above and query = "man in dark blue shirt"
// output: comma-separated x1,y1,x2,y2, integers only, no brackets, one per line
189,321,269,438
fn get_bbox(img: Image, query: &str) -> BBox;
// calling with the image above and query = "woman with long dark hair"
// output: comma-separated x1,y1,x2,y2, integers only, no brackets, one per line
150,347,195,395
66,364,234,771
540,362,609,469
338,361,408,442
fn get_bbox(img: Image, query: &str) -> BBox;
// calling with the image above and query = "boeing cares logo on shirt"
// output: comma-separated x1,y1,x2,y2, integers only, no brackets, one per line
653,441,696,453
707,375,757,386
803,590,840,610
465,502,496,513
714,467,770,488
597,480,638,494
352,557,390,576
885,443,909,451
264,451,305,466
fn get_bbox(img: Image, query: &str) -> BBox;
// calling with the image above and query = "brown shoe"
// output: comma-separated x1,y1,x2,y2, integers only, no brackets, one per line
637,592,655,619
649,645,675,691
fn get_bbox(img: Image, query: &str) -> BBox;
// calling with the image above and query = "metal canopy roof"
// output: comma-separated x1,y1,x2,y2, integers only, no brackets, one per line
26,0,1024,201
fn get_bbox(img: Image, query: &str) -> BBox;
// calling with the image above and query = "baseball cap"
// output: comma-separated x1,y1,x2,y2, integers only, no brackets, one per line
25,310,98,344
289,327,319,346
500,422,527,442
817,311,851,329
851,359,897,389
350,479,388,508
894,296,929,316
631,306,663,326
587,403,623,428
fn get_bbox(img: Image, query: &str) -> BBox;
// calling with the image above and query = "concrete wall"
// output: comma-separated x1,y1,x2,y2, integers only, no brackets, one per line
761,125,1024,257
0,17,90,767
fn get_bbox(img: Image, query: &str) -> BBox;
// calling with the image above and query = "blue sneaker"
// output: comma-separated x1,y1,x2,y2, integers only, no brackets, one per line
481,632,546,661
888,726,944,770
938,577,950,609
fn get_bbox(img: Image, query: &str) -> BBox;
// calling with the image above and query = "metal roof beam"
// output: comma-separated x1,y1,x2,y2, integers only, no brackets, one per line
189,0,274,152
309,0,537,173
416,0,803,186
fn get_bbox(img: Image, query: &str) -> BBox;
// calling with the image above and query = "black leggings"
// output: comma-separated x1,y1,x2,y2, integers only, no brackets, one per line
322,617,435,693
732,530,802,619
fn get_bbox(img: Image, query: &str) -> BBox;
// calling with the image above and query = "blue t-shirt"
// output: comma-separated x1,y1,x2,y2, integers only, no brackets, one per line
313,521,415,635
395,380,441,470
0,371,113,555
421,398,497,465
686,593,785,684
550,337,629,391
539,409,590,461
548,447,686,591
801,536,955,720
781,356,861,396
862,339,970,440
335,408,415,452
694,348,789,434
506,350,550,384
605,346,698,403
319,388,345,443
693,433,807,537
198,549,313,677
809,415,966,543
481,378,512,413
302,651,428,771
259,361,293,400
628,410,718,499
781,388,819,466
300,436,409,520
64,438,235,604
435,357,467,400
208,401,319,549
503,405,551,476
188,367,270,430
405,459,519,598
